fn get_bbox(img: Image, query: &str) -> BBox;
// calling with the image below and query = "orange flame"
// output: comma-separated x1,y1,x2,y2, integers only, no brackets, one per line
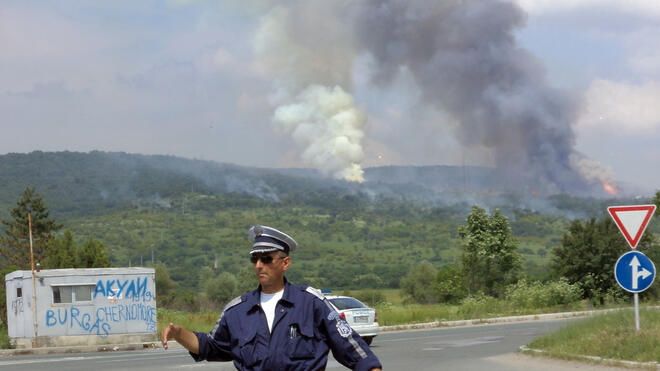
602,181,617,196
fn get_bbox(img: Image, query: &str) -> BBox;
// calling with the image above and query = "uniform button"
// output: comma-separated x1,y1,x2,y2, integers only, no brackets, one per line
280,309,284,312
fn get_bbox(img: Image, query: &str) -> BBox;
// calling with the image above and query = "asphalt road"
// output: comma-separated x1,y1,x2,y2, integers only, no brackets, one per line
0,319,632,371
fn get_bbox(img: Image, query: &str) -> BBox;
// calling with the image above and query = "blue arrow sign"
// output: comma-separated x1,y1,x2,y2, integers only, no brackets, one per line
615,251,656,293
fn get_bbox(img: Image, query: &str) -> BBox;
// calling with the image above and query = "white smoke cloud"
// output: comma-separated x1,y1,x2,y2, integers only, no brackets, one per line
273,85,365,182
569,152,616,185
253,4,366,182
515,0,660,17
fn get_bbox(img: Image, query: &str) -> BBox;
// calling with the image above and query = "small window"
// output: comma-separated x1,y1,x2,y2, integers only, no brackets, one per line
17,288,22,298
74,285,94,302
53,286,72,304
53,285,95,304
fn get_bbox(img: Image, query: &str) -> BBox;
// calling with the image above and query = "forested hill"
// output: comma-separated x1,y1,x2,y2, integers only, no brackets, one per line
0,151,656,291
0,151,638,222
0,151,355,220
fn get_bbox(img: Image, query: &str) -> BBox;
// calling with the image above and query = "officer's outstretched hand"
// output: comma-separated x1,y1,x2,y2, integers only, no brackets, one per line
161,322,200,354
161,322,179,350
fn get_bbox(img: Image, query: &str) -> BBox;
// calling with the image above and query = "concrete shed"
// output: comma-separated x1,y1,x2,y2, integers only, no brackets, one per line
5,267,157,348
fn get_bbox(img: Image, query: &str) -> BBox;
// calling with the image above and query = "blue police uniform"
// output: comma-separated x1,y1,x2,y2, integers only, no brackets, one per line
190,279,382,370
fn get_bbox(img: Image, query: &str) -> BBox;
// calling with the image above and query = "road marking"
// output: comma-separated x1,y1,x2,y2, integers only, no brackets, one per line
448,336,503,347
0,356,89,366
422,347,444,351
0,350,186,366
96,354,187,363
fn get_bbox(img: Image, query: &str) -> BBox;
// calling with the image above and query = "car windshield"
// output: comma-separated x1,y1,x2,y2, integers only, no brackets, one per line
328,297,366,310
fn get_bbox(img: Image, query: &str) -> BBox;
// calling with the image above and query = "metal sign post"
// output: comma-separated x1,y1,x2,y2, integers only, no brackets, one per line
634,294,639,330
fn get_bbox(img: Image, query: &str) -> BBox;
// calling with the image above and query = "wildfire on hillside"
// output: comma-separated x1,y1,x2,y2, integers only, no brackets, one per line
602,181,617,196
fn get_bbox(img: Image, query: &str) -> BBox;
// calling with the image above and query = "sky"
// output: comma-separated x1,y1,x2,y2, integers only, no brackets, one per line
1,0,659,194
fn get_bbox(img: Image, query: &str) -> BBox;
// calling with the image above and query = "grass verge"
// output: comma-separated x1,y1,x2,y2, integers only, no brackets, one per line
157,309,223,337
0,327,13,349
375,295,586,326
155,298,589,336
528,308,660,363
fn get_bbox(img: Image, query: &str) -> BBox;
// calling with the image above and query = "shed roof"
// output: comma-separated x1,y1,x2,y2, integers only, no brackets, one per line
5,267,154,281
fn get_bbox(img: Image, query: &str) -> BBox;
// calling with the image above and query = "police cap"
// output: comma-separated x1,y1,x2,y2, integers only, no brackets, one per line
248,225,297,255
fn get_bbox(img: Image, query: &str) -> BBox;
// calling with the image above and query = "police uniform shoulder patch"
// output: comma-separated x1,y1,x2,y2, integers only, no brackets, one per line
336,319,353,338
305,286,325,301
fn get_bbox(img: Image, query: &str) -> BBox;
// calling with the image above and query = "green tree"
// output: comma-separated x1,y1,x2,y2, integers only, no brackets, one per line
43,230,79,268
78,237,111,268
352,273,383,289
0,187,62,269
653,190,660,216
458,206,521,296
400,261,438,303
155,262,176,298
236,266,257,294
205,272,238,306
551,217,657,303
433,263,467,304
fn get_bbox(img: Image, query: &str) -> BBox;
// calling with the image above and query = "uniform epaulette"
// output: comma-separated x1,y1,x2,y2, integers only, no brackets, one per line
305,286,325,300
210,295,244,337
224,295,243,312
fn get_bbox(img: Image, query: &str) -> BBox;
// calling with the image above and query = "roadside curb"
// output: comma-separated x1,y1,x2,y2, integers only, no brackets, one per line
0,341,161,357
378,307,625,332
519,345,660,370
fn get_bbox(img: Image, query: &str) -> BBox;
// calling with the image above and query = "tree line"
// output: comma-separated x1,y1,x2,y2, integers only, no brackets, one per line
2,186,659,323
401,193,660,308
0,187,110,328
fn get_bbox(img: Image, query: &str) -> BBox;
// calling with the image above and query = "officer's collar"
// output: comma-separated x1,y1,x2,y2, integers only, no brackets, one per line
247,277,296,309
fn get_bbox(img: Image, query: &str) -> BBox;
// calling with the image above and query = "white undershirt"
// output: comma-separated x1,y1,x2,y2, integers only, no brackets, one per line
260,289,284,332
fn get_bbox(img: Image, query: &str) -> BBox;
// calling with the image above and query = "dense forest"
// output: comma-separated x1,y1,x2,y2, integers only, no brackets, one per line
1,151,658,309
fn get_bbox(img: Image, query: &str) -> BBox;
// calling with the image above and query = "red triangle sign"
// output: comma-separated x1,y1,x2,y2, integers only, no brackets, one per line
607,205,656,249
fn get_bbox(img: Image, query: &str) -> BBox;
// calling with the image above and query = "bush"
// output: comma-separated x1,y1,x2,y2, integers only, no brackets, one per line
400,261,438,304
457,294,502,318
205,272,238,306
0,328,14,349
433,263,467,304
505,278,582,310
353,290,386,307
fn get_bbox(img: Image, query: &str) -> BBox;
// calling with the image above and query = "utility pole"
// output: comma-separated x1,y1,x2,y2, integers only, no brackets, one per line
28,213,38,346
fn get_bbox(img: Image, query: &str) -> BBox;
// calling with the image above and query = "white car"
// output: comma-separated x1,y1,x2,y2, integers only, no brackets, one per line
326,295,379,345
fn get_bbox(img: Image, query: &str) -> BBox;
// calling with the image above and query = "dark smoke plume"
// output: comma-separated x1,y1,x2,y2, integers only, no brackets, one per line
351,0,613,194
255,0,615,194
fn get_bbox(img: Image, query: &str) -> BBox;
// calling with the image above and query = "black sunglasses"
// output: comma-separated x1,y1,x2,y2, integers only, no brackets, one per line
250,255,285,264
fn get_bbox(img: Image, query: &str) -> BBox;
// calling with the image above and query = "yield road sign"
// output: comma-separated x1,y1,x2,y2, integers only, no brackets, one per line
615,251,656,293
608,205,656,249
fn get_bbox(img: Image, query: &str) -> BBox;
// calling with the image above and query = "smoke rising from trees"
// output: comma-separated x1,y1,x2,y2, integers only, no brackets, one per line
254,0,614,193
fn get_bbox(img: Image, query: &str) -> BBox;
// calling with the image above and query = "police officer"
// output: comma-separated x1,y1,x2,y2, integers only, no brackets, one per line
162,225,383,371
